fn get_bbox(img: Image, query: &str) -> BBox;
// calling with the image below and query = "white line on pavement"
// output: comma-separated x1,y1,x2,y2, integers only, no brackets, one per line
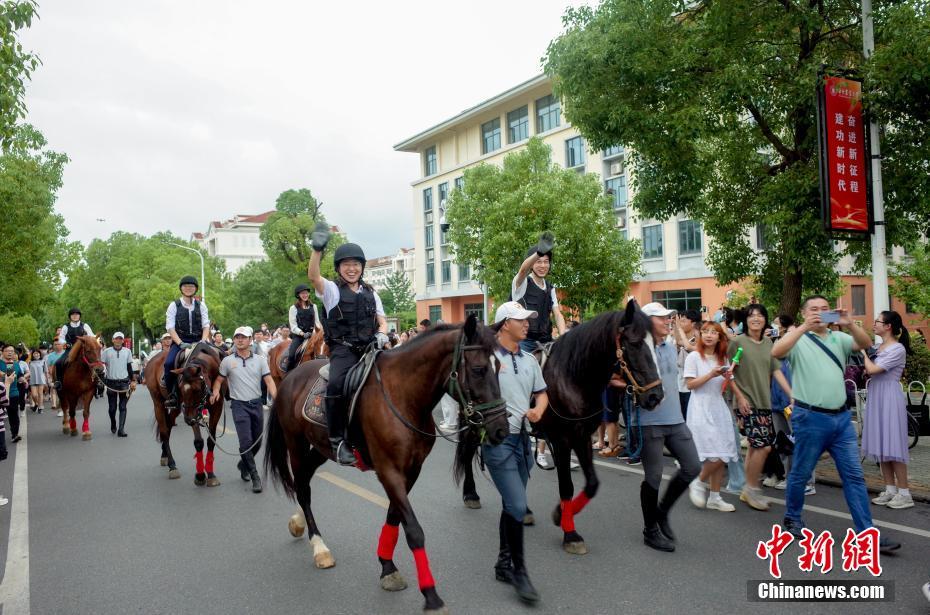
0,413,30,614
317,471,389,509
591,458,930,540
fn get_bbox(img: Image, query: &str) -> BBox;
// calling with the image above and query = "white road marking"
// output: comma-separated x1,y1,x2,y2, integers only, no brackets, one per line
591,458,930,539
317,471,389,509
0,413,30,614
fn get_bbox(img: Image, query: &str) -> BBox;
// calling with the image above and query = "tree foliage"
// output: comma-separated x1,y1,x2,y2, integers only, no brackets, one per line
259,188,345,279
228,259,310,330
0,312,38,348
445,137,641,314
891,243,930,320
0,0,39,146
380,271,415,315
545,0,930,316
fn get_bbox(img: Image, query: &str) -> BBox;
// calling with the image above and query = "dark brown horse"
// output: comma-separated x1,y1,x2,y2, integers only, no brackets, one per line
267,328,327,386
144,343,225,484
265,316,509,614
459,301,663,555
59,336,105,440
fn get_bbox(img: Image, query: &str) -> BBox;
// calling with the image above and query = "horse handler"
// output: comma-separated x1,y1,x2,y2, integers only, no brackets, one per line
210,326,276,494
484,301,548,604
101,332,136,437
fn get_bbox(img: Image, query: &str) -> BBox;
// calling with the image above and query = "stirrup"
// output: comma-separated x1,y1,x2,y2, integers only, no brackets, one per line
333,440,356,466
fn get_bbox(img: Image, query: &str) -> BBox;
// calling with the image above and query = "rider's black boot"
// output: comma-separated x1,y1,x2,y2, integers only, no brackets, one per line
503,512,539,603
117,408,128,437
641,482,675,552
494,512,513,583
325,395,355,466
165,388,178,411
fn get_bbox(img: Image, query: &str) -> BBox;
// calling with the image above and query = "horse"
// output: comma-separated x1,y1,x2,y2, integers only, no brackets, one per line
267,328,327,386
265,316,509,614
458,300,663,554
58,335,105,440
144,343,226,484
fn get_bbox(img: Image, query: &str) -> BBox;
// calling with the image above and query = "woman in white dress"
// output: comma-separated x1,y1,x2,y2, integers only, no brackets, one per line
684,322,739,512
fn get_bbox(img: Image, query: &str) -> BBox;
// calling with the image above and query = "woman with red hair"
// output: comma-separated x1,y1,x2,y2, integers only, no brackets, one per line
683,322,739,512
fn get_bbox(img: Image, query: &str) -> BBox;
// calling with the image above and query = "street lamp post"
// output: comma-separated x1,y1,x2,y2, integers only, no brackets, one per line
166,242,206,302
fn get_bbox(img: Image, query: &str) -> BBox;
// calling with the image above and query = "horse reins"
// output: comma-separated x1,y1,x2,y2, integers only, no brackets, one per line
613,332,662,398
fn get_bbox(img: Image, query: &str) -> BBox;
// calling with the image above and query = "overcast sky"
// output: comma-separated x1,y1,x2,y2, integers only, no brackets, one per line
21,0,590,262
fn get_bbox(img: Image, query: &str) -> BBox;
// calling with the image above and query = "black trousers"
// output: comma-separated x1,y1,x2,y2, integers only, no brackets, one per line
7,396,20,438
106,380,129,421
326,344,363,399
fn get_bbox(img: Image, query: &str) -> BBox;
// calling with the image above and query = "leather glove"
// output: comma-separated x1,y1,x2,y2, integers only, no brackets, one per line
311,222,331,252
375,332,390,349
536,231,554,256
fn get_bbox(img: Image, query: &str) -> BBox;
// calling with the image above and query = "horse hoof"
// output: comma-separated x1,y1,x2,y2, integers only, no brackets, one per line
194,474,206,486
380,571,407,592
206,477,220,487
563,541,588,555
70,429,78,437
523,513,535,526
314,550,335,569
160,457,168,467
168,469,181,479
62,426,70,435
463,498,481,510
288,514,306,538
82,432,92,441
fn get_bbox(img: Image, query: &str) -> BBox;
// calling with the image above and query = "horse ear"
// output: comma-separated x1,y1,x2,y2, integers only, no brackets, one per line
463,314,478,340
622,298,638,325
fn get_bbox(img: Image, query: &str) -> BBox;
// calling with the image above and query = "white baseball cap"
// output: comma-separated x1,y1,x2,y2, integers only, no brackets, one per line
494,301,538,324
112,332,125,339
641,302,675,317
233,326,253,338
161,333,171,340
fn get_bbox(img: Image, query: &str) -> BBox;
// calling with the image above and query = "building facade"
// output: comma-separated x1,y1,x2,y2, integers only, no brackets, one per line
192,212,273,275
365,248,416,293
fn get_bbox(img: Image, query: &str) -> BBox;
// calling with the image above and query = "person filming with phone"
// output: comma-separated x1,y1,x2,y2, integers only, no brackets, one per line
772,295,900,553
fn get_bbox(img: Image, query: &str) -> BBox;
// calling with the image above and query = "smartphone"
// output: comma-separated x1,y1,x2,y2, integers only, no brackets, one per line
821,310,840,324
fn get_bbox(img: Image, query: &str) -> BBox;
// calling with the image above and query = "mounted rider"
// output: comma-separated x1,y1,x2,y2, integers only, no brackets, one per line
307,223,389,465
511,232,566,354
163,276,211,409
285,283,322,372
53,307,97,392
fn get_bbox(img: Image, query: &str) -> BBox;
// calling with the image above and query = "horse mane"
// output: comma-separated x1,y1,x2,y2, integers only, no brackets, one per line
547,311,626,387
391,322,497,356
66,336,99,362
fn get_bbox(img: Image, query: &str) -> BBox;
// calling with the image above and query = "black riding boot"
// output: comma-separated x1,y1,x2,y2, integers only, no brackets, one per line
237,457,251,481
494,512,513,583
641,482,675,552
503,512,539,603
656,475,690,542
325,395,355,466
243,452,262,493
117,407,128,437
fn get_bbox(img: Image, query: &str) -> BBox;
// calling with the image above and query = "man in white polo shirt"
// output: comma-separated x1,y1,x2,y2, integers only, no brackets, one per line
101,332,136,437
210,326,277,494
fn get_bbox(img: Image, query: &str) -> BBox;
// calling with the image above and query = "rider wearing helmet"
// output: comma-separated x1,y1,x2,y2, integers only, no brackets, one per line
53,307,96,391
162,275,211,409
308,223,389,465
511,232,566,354
285,284,322,372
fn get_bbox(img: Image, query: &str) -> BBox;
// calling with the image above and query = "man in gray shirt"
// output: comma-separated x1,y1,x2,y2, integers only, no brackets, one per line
211,326,277,493
101,332,136,437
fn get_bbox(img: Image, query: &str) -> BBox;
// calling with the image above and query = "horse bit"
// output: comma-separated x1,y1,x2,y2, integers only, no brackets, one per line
614,332,663,402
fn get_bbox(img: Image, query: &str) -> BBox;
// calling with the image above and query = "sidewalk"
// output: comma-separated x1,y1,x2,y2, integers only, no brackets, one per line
815,438,930,503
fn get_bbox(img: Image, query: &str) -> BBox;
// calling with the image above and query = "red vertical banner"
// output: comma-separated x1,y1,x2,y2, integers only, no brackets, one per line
817,75,872,235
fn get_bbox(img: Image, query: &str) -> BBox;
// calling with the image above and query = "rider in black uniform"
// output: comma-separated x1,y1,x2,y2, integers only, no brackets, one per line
511,232,566,353
163,276,211,409
307,223,389,465
54,308,96,392
285,284,321,372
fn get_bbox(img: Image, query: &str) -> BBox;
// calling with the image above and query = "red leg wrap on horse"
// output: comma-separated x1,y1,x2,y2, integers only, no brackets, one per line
205,451,215,474
412,547,435,590
82,419,89,432
194,451,205,474
571,491,592,515
69,417,76,430
377,523,400,560
560,500,575,533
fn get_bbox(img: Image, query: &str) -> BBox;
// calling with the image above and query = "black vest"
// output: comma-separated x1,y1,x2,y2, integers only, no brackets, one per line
518,278,554,342
322,284,377,347
174,299,203,343
295,304,316,333
64,322,85,346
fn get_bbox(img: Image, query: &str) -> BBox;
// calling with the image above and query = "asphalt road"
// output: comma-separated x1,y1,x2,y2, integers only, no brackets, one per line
1,394,928,615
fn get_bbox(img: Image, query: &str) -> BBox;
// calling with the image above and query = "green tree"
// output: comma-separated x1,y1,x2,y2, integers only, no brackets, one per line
0,1,39,145
380,271,415,315
445,137,641,314
545,0,930,316
259,188,345,279
227,259,310,329
891,243,930,320
0,312,38,347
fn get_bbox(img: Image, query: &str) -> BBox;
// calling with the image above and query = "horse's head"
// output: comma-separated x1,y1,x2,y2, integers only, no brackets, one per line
77,336,106,380
173,363,211,426
449,315,509,446
618,300,665,410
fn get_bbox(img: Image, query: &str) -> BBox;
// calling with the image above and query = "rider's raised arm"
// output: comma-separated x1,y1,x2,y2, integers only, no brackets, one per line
512,253,538,297
308,249,326,295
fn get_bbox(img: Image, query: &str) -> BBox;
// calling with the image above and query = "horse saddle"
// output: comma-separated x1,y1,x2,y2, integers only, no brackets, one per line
279,338,310,373
301,350,381,425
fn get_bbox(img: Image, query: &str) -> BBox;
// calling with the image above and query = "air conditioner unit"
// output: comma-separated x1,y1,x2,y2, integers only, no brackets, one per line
617,216,626,229
609,161,625,176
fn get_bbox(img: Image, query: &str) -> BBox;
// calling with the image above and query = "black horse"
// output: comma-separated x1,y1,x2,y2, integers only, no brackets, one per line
458,300,663,554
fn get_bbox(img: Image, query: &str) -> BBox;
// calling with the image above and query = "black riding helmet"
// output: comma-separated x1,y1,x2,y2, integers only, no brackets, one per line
334,243,366,269
179,275,199,290
526,244,553,263
294,283,311,298
68,307,82,317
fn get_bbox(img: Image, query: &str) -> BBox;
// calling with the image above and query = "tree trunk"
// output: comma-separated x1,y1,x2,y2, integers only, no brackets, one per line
780,266,803,318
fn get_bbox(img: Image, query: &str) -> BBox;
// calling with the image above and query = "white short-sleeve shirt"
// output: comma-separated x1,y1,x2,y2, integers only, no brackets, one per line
316,279,385,317
511,275,559,310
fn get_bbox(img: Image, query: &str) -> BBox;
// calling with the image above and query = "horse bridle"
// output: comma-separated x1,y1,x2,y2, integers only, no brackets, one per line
614,330,663,399
179,369,213,425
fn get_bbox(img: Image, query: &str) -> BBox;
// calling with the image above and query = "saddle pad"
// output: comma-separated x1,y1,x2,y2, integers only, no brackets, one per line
301,376,328,426
299,351,379,427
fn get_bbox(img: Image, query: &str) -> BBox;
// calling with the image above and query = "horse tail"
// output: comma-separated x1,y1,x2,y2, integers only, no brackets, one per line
264,400,296,499
452,428,480,486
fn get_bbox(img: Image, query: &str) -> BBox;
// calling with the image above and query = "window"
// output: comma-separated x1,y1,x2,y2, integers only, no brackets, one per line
851,285,866,315
536,94,561,133
615,208,627,232
424,225,433,248
424,146,437,176
454,176,464,192
438,182,448,207
642,224,663,259
756,224,770,251
605,176,627,209
464,302,485,323
423,187,432,212
440,225,449,245
426,264,435,286
603,145,625,159
507,105,529,143
426,248,434,262
429,305,442,322
441,260,452,284
678,220,702,255
565,136,585,169
458,264,470,280
651,289,702,313
481,118,501,154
